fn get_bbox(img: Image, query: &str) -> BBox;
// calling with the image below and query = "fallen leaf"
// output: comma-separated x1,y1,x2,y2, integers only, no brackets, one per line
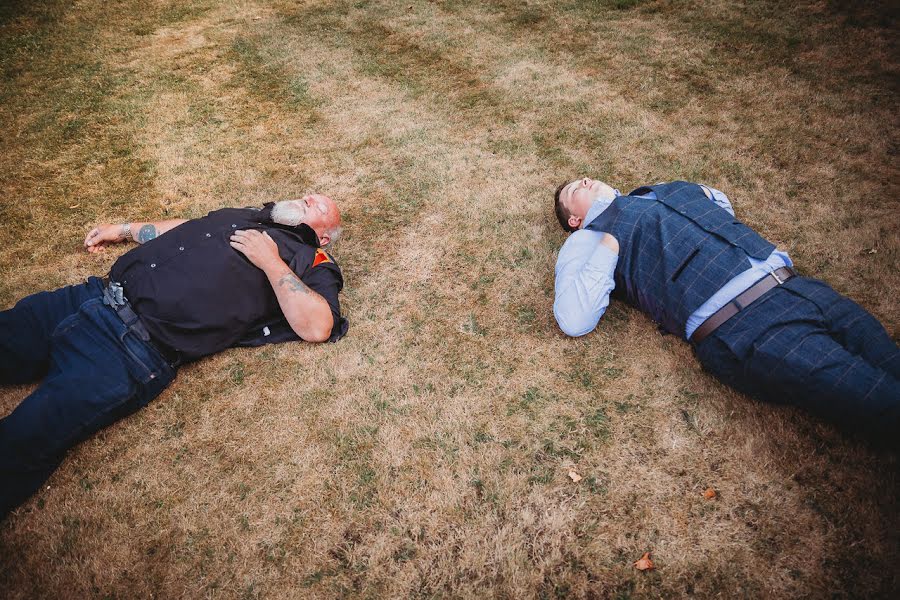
568,470,582,483
867,248,877,254
634,551,654,571
703,487,717,499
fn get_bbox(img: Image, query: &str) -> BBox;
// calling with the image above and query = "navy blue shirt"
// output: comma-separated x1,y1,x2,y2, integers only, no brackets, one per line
110,204,348,362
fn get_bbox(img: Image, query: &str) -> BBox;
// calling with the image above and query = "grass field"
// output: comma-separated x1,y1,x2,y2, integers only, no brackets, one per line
1,0,899,597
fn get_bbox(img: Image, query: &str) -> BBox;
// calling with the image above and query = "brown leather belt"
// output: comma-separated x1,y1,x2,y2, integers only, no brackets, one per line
689,266,796,345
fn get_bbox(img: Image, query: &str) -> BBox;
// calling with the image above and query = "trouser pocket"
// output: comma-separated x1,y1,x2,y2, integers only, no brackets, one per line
118,324,177,408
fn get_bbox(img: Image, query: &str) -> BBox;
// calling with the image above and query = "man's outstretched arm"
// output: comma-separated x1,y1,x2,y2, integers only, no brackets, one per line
229,229,334,343
84,219,187,253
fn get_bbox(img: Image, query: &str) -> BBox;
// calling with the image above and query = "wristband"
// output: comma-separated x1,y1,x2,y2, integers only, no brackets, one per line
122,223,132,241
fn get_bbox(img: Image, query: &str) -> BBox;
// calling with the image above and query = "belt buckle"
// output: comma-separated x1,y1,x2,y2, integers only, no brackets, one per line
771,269,784,285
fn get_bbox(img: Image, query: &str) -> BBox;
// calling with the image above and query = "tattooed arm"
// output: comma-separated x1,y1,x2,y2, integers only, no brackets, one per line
84,219,187,253
229,229,334,343
267,266,335,343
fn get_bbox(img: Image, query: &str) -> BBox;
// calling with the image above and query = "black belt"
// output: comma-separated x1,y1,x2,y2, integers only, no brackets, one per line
689,266,796,345
100,276,181,367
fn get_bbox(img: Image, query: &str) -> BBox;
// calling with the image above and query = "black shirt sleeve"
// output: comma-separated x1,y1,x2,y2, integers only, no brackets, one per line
293,255,347,342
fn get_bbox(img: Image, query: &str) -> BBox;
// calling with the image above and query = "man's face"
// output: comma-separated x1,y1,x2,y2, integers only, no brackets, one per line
272,194,341,245
559,178,616,230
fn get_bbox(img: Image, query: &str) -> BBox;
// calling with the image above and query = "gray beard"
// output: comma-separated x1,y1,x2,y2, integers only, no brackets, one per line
271,201,305,226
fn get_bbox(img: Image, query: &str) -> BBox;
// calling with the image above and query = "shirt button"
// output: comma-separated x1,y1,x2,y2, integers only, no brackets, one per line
179,246,184,251
231,224,237,228
150,263,156,268
205,233,211,237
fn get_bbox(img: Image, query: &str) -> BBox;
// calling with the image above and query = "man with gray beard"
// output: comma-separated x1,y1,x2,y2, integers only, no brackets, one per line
0,195,348,518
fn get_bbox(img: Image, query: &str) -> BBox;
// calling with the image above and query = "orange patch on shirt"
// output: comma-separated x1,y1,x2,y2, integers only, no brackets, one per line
313,248,332,267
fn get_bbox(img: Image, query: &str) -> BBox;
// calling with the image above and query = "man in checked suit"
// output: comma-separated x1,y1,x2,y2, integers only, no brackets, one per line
552,178,899,438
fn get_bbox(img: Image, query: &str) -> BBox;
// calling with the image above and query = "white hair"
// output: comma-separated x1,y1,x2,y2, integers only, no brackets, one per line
324,225,342,245
271,201,304,226
271,199,341,246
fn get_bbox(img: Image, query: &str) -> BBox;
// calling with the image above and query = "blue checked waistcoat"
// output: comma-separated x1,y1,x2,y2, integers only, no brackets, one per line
584,181,775,335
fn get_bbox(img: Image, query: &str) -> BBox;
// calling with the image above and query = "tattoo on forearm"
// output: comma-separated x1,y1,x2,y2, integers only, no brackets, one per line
137,224,158,243
277,273,310,295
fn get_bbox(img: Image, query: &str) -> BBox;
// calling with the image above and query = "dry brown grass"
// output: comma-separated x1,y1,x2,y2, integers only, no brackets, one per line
1,0,898,597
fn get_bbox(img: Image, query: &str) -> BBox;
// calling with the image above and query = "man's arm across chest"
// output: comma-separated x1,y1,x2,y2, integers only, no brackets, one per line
229,229,334,343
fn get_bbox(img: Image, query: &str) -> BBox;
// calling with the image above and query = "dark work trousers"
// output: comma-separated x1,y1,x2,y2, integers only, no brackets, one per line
0,277,176,518
694,276,900,438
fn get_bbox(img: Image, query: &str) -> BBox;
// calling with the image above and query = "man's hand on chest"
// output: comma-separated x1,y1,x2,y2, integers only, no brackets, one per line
229,229,284,272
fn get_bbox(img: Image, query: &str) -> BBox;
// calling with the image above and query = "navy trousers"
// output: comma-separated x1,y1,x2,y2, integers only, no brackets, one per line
0,277,176,518
695,276,900,437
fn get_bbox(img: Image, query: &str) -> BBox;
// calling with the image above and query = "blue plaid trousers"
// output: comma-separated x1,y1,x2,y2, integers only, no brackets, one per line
694,276,900,436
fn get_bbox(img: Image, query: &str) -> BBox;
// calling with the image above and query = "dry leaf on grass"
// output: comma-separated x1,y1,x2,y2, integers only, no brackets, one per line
634,552,654,571
568,470,582,483
703,487,717,499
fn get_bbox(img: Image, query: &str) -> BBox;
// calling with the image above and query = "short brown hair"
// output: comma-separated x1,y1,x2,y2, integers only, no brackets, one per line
554,181,576,233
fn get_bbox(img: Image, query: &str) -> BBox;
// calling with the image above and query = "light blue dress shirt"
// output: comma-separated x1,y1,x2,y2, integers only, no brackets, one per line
553,185,793,339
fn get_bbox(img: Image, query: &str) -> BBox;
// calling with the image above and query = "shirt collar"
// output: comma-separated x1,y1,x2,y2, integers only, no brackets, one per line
581,189,621,229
